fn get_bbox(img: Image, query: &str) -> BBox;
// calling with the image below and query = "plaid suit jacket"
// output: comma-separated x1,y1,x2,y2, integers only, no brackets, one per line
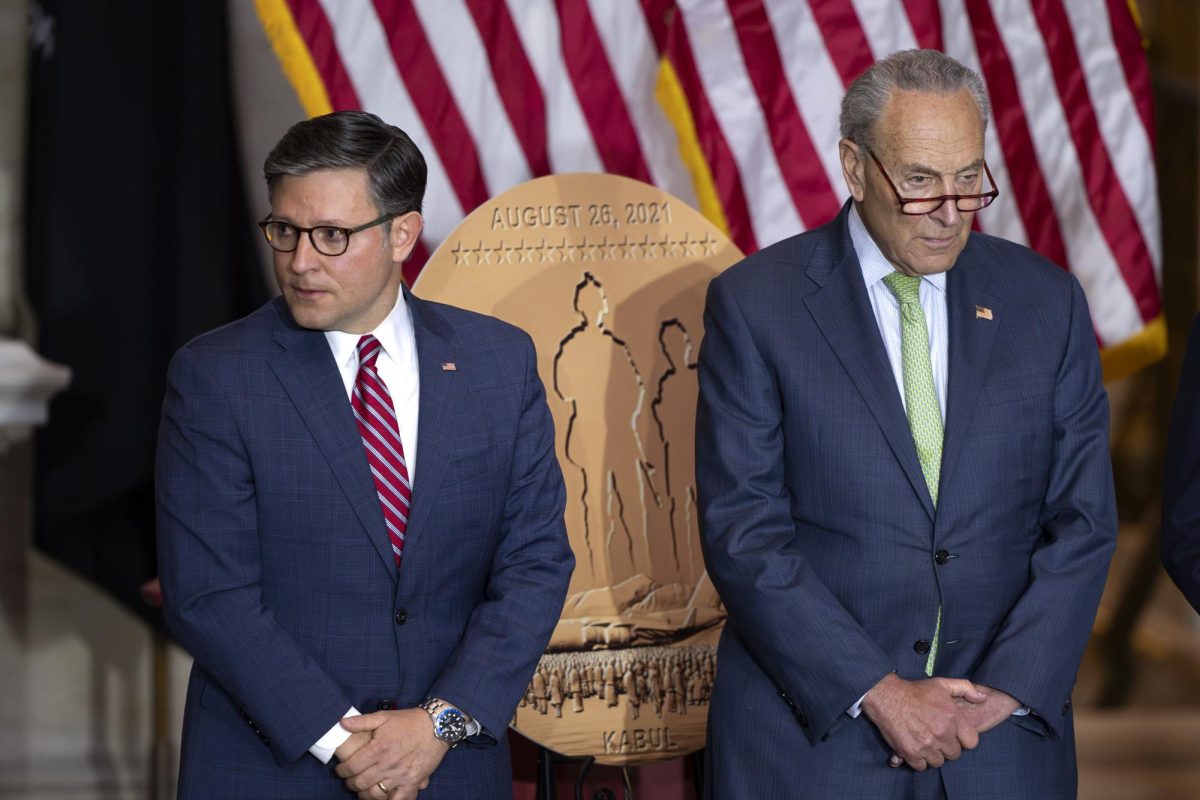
157,289,572,799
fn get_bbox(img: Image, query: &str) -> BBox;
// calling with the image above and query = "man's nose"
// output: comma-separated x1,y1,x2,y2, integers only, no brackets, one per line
929,196,962,226
286,233,322,272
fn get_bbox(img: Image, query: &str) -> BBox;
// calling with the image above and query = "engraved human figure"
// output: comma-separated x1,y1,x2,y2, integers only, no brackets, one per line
568,665,584,713
649,320,702,588
553,273,654,590
623,666,640,720
603,658,619,708
549,669,564,719
533,668,548,715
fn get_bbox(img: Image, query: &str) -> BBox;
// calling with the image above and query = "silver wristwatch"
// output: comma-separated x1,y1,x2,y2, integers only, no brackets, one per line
419,697,469,748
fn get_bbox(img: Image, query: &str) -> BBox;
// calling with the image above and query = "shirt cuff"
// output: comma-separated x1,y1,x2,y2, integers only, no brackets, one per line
847,691,869,719
309,706,361,764
1012,705,1031,716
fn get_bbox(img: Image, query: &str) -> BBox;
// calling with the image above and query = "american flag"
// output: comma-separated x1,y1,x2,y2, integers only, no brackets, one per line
255,0,1163,379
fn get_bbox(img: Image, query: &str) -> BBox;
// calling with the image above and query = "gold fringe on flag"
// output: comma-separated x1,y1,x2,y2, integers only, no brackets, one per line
254,0,333,118
1101,314,1167,382
655,58,730,239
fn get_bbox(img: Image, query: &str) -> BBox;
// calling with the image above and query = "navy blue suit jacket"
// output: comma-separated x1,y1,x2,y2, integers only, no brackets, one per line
1163,312,1200,613
696,204,1115,799
157,288,573,798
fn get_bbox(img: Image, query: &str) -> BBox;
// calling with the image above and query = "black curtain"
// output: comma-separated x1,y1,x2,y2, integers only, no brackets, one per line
24,1,268,627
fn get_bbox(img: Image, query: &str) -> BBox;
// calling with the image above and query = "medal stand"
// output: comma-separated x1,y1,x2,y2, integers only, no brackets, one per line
534,745,704,800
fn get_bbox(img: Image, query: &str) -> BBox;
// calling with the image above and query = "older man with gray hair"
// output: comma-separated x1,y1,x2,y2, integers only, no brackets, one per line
696,49,1115,799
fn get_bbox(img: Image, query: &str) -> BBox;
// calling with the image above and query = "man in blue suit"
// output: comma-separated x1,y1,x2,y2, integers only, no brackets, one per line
157,111,573,799
1163,314,1200,613
697,50,1115,799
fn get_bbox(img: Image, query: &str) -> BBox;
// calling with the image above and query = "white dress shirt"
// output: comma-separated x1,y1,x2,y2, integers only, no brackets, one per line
306,289,482,762
844,204,946,719
310,289,421,763
842,205,1029,720
849,204,949,417
324,291,421,482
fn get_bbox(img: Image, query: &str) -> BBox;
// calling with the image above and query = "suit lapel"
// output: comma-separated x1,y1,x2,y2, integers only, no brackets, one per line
404,290,471,553
267,300,399,578
940,253,999,508
803,217,936,521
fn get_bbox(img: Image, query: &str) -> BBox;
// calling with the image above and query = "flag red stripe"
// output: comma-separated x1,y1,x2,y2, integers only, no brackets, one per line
1033,0,1159,320
728,0,841,229
464,0,551,177
286,0,363,109
554,0,654,184
403,239,430,285
808,0,875,86
640,0,674,54
666,19,759,253
902,0,944,50
964,0,1069,269
372,0,489,213
1107,0,1156,156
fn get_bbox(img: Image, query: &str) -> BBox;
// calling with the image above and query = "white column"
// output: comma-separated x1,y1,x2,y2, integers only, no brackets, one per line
0,339,70,452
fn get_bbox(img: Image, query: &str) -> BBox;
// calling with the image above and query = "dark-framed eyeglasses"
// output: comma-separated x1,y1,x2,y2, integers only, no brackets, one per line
257,213,395,256
868,150,999,216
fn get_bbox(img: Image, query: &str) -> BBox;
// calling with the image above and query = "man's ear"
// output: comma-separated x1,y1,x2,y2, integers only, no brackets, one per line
839,139,866,203
389,211,424,263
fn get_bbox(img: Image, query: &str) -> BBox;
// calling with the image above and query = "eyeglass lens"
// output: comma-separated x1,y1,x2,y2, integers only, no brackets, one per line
262,222,351,256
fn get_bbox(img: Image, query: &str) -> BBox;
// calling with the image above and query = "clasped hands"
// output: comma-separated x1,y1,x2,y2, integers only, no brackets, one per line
333,708,449,799
861,673,1020,771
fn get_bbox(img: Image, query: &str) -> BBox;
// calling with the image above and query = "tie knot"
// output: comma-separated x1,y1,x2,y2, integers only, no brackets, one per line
883,271,922,305
356,334,382,368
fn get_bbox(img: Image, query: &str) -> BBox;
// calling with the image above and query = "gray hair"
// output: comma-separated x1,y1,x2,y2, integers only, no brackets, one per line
840,49,990,151
264,110,427,218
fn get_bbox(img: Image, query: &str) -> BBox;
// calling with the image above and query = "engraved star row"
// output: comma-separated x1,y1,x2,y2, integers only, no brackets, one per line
449,231,721,267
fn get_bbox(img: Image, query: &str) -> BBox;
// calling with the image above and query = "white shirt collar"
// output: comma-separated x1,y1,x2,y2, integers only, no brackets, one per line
323,288,416,379
847,203,947,295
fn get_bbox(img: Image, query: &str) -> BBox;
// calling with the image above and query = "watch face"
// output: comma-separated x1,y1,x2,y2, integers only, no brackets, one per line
436,709,468,742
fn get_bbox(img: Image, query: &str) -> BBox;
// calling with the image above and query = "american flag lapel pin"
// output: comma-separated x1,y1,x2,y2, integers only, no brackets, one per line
975,305,993,321
441,362,457,371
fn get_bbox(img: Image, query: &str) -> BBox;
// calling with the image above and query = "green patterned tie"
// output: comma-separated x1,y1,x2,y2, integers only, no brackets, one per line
883,271,944,676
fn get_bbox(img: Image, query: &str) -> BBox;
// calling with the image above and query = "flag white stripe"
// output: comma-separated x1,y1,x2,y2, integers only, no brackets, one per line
586,0,698,205
414,0,533,197
987,0,1141,342
504,0,605,174
677,0,804,243
762,0,851,201
850,0,919,59
318,0,464,247
298,1,1161,352
940,2,1030,249
1060,0,1162,276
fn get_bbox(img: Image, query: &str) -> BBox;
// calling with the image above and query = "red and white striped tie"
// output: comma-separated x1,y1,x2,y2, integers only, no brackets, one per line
351,334,410,568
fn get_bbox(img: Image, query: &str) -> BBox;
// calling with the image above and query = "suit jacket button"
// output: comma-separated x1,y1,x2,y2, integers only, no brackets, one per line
913,640,930,654
934,549,951,565
378,700,394,711
394,609,408,625
1063,700,1071,716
